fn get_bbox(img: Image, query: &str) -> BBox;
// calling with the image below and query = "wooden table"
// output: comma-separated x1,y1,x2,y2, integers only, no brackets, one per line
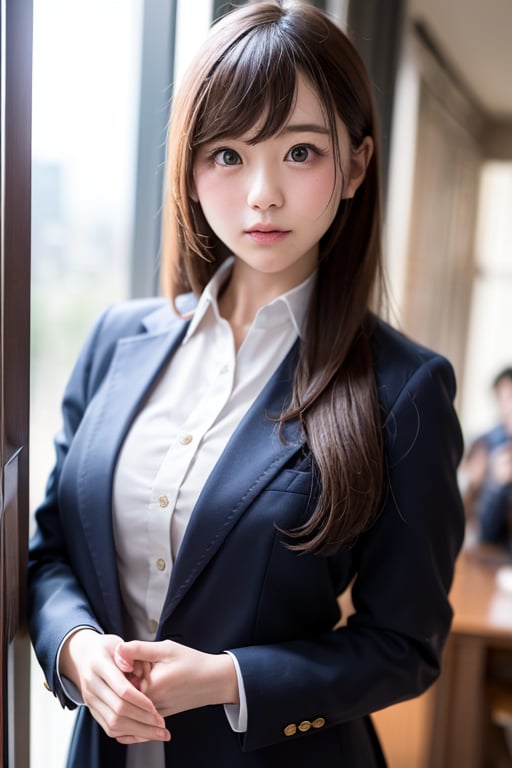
429,544,512,767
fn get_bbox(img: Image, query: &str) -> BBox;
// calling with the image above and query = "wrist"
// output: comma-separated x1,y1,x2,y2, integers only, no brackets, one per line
212,653,239,706
59,628,98,686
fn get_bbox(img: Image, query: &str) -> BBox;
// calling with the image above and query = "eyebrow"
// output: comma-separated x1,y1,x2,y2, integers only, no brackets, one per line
281,123,330,136
230,122,331,146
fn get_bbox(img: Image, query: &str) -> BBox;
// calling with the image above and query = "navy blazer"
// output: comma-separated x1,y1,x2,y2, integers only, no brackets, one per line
28,297,465,768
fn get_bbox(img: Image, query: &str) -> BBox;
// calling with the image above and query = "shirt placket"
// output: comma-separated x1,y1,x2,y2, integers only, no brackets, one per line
144,321,235,635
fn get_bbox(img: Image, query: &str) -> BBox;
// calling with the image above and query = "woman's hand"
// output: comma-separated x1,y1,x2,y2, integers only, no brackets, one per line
59,629,171,745
114,640,239,718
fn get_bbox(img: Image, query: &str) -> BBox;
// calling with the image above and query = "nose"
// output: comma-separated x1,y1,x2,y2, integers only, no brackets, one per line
246,164,284,210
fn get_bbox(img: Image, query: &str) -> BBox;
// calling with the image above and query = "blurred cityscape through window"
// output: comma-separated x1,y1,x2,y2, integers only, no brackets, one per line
30,1,143,764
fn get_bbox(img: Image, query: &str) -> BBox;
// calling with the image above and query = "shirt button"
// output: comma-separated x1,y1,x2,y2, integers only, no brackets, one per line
159,495,169,508
156,558,166,571
180,434,193,446
149,619,158,634
219,364,229,375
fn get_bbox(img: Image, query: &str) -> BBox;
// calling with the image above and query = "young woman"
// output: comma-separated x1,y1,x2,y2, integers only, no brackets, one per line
28,2,465,766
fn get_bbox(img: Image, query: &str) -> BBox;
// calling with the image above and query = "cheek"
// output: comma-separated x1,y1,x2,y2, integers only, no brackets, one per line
296,168,340,221
194,172,240,219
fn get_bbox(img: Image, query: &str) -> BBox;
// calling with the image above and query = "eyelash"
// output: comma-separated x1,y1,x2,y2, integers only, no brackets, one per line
286,143,328,162
209,148,241,166
205,142,328,167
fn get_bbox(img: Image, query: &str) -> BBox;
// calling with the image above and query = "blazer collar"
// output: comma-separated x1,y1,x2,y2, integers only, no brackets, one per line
141,293,198,334
78,309,189,632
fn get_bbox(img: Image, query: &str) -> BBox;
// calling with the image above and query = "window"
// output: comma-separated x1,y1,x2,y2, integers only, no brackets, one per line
30,2,144,764
461,162,512,438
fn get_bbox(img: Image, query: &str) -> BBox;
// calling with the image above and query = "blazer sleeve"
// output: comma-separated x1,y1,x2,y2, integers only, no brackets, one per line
229,353,465,752
27,306,118,707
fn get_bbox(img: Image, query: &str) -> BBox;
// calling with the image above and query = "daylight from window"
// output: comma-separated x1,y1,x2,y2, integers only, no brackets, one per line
30,1,143,764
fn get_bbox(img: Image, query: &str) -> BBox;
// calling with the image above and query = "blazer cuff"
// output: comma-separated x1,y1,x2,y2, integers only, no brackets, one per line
55,625,102,706
223,651,248,732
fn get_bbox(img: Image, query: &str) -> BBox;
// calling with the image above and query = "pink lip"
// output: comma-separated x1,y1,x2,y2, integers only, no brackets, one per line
245,225,290,244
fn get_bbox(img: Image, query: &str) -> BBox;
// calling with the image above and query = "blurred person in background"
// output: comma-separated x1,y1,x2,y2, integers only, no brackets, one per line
462,367,512,553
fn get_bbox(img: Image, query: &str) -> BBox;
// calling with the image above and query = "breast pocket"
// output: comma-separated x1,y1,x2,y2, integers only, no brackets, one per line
265,468,316,495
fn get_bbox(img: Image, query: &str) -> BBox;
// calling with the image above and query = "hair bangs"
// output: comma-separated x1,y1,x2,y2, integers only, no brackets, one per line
193,24,300,146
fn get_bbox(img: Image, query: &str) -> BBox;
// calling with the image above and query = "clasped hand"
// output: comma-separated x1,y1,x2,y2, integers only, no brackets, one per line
114,639,238,719
60,630,238,745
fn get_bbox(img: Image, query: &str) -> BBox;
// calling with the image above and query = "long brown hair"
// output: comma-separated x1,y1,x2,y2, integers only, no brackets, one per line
161,0,385,555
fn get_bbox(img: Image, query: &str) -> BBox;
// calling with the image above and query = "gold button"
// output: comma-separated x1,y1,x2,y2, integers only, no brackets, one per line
156,558,166,571
149,619,158,634
284,723,297,737
43,681,51,692
312,717,326,729
180,434,193,445
298,720,311,732
159,495,169,508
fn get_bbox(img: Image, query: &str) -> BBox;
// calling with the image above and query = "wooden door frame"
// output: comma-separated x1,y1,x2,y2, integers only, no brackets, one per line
1,0,33,765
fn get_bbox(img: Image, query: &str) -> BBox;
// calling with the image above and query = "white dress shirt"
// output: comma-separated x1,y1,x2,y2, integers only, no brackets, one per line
65,258,314,768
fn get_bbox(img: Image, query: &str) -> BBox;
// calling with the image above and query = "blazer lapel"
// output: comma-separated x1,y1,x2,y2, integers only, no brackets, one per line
160,340,305,625
77,309,189,631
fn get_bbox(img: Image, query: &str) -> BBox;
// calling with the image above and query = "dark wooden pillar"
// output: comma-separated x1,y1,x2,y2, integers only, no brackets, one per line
348,0,406,198
0,0,33,765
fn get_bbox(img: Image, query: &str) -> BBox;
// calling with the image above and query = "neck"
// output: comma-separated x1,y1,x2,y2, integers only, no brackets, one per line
220,259,313,319
217,260,313,349
217,277,265,351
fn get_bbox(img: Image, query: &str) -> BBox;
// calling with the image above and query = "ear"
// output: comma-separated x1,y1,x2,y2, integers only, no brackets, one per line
342,136,374,199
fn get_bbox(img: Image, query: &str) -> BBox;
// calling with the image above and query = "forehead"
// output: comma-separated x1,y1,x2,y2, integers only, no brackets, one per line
242,73,330,142
289,74,329,125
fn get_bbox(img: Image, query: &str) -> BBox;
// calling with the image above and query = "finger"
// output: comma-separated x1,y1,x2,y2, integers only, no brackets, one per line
126,672,143,691
125,659,149,690
116,736,152,745
114,643,134,673
103,663,162,716
86,679,170,741
117,640,173,665
87,665,164,726
117,732,172,745
131,659,148,680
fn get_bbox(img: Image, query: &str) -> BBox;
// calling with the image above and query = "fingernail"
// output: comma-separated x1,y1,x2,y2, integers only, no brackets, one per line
115,653,130,671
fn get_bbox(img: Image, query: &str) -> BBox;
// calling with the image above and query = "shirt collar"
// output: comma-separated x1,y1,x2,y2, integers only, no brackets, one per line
183,259,233,342
183,256,316,343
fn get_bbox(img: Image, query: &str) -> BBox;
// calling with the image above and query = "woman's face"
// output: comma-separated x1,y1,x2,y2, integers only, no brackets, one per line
192,72,372,292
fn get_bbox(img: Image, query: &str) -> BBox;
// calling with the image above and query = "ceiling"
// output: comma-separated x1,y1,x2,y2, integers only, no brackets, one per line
409,0,512,120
